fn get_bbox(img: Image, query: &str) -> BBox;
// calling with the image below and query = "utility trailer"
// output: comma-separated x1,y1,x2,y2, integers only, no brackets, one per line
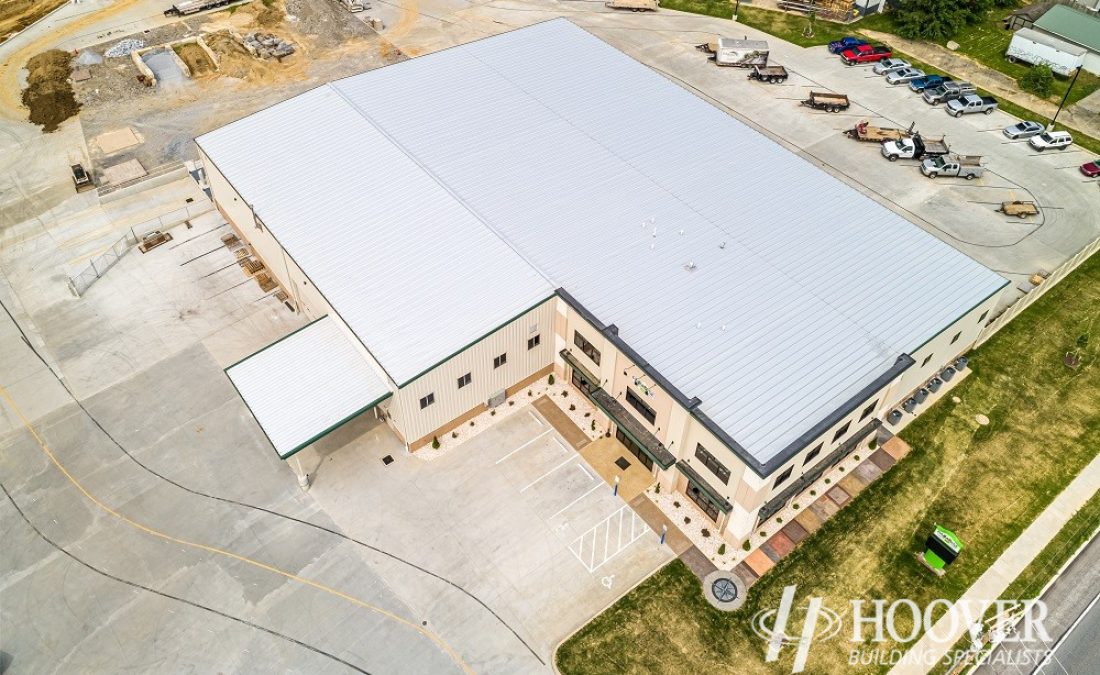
999,200,1039,218
748,65,788,83
801,91,850,113
605,0,659,11
164,0,241,17
845,120,914,142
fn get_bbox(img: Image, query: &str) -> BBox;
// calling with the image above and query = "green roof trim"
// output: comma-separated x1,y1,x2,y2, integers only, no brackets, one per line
1035,5,1100,53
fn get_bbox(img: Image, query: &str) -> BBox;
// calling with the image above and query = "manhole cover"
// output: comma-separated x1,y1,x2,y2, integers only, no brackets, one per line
382,455,394,465
712,577,738,602
615,456,630,470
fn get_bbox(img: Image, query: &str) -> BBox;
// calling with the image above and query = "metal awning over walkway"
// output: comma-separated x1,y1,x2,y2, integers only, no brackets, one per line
226,316,392,459
560,349,676,469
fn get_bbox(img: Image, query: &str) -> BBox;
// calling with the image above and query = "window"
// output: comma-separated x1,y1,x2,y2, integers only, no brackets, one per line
625,388,656,425
694,444,731,485
950,331,962,345
859,400,879,422
457,373,471,389
574,331,601,366
832,421,851,443
978,310,989,324
774,465,794,488
419,393,435,409
803,443,823,466
688,486,720,521
493,353,507,369
527,334,541,350
921,353,934,368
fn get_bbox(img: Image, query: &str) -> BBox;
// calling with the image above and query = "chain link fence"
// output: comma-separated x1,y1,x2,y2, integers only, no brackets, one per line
67,202,215,297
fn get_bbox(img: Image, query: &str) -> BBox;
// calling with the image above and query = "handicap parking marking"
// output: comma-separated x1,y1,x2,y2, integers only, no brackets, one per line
568,505,650,574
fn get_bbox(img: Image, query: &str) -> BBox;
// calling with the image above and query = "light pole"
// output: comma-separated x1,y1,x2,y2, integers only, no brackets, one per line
1049,66,1082,131
732,0,740,22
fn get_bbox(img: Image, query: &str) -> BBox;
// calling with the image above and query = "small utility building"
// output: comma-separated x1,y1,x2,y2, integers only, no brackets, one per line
203,20,1007,543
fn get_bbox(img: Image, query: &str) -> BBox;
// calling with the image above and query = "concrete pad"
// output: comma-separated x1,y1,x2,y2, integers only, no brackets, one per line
630,493,692,556
101,158,147,185
94,127,142,155
759,541,782,564
869,448,897,471
678,545,718,580
781,520,809,545
767,530,796,558
577,435,654,503
532,395,589,450
811,497,840,521
733,561,759,587
853,458,885,483
743,548,775,576
827,485,852,506
794,508,824,534
838,473,868,497
882,436,913,462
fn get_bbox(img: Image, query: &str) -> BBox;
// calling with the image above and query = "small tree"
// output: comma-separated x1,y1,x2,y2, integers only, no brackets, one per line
548,373,555,385
717,543,726,555
432,436,440,449
1020,65,1055,98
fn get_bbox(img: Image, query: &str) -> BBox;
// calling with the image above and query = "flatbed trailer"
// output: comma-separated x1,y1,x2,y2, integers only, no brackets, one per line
801,91,850,112
748,65,788,83
1000,200,1040,218
605,0,659,11
845,120,914,142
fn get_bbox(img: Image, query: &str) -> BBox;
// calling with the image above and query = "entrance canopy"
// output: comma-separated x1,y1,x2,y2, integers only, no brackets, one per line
226,316,392,459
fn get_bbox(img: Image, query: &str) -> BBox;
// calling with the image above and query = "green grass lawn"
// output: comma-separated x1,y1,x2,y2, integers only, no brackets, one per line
658,0,733,20
734,6,851,47
557,252,1100,674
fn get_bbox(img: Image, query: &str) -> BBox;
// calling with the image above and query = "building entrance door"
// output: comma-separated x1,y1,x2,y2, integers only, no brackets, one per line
615,427,654,472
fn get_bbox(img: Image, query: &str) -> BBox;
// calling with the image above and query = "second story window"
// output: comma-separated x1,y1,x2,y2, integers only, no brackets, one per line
694,444,730,484
457,373,471,389
493,353,507,369
527,334,541,350
574,331,601,366
625,388,656,425
419,393,435,409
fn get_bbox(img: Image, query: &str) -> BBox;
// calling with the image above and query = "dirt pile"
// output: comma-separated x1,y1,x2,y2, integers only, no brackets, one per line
254,0,284,27
0,0,66,42
21,49,81,132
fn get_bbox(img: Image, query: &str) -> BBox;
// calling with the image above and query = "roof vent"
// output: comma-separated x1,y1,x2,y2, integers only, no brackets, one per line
719,241,726,249
684,261,697,271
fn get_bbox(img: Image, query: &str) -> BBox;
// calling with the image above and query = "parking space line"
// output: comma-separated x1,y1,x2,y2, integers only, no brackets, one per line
575,464,593,481
495,429,551,464
520,456,574,492
553,438,569,454
549,482,603,519
527,410,544,427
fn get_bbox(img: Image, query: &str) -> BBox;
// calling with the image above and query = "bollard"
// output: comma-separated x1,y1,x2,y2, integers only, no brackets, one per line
660,524,667,546
613,475,620,497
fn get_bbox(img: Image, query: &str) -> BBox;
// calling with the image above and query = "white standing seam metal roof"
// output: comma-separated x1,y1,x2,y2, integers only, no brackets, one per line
201,19,1007,467
225,317,392,458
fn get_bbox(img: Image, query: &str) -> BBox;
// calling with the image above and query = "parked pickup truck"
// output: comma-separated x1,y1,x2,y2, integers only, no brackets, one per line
748,65,788,83
828,37,865,54
946,94,998,117
923,81,975,105
841,44,892,65
921,154,985,180
908,74,951,92
881,133,949,161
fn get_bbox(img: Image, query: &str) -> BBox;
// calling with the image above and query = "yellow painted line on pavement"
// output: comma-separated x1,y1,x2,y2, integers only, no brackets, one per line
0,384,474,675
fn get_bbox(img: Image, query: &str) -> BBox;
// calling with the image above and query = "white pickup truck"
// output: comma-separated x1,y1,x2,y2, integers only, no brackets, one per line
921,154,985,180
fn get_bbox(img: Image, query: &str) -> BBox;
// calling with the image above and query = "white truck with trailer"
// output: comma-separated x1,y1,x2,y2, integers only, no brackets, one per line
1005,27,1086,76
921,154,985,180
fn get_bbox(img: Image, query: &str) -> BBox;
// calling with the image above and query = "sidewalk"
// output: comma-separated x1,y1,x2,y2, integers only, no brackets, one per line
860,29,1100,140
889,451,1100,675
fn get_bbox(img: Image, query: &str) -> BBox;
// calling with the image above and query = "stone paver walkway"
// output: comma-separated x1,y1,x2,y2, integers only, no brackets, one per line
732,437,911,586
889,451,1100,675
860,29,1100,139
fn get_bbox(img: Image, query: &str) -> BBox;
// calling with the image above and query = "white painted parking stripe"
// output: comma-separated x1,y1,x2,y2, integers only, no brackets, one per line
568,505,651,573
575,464,593,481
553,438,568,454
520,457,574,492
549,482,603,519
495,429,551,464
528,410,544,426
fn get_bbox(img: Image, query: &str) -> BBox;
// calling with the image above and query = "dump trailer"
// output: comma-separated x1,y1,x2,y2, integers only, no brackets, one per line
748,65,788,83
164,0,240,16
801,91,850,112
881,134,949,161
921,154,985,180
605,0,659,11
845,120,914,143
714,38,769,68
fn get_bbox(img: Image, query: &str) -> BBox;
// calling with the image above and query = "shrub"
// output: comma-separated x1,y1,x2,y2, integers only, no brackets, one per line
792,503,800,510
810,490,817,496
451,431,458,439
569,404,576,411
1020,65,1055,98
654,483,660,494
673,501,681,508
718,543,726,555
528,390,532,397
742,540,751,551
591,420,596,431
561,390,568,397
894,0,971,42
776,517,783,524
701,528,711,538
825,478,831,484
431,436,440,449
854,454,861,461
758,530,766,538
470,421,475,427
548,373,555,385
684,516,691,525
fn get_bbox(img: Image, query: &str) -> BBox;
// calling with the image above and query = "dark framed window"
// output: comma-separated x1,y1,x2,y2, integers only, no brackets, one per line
978,310,989,324
832,421,851,443
493,353,507,369
419,393,435,409
688,485,719,521
950,331,962,345
574,331,601,366
624,388,656,425
859,400,879,422
921,354,934,368
774,465,794,488
527,334,541,350
457,373,471,389
694,444,731,485
803,443,823,466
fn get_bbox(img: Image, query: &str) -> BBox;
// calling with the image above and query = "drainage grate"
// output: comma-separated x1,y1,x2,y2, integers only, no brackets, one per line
615,456,630,470
382,455,394,465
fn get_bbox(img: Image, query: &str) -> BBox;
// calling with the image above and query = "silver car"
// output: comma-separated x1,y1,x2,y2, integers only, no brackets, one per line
1002,121,1044,140
886,67,926,85
873,58,910,75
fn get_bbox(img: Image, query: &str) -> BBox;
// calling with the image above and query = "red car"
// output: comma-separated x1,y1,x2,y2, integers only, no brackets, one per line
841,44,892,65
1081,159,1100,177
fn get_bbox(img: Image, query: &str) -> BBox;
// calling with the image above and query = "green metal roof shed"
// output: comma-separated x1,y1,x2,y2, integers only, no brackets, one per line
1034,5,1100,53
